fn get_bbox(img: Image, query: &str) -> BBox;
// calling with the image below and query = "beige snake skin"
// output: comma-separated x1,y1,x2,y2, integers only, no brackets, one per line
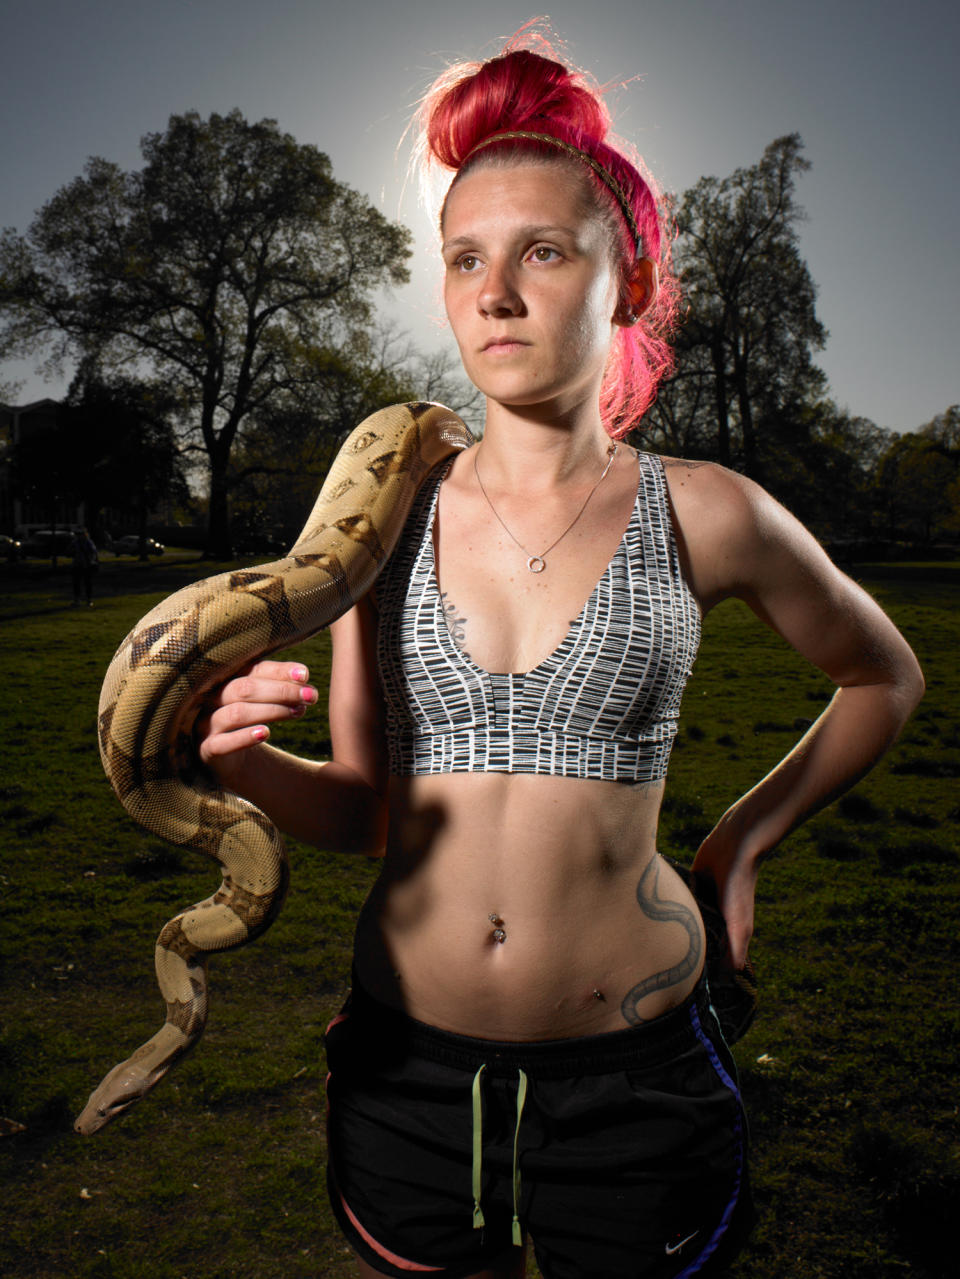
75,402,473,1135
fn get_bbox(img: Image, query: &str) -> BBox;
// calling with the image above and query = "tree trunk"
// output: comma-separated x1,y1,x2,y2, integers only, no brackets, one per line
205,452,233,558
734,358,758,479
711,340,731,467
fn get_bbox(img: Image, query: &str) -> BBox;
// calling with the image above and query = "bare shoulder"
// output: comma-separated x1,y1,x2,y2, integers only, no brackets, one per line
659,455,758,512
660,454,760,507
658,457,793,606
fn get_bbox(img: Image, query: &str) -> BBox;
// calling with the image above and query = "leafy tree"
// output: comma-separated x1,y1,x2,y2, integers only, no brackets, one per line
917,404,960,452
0,327,23,404
875,430,958,544
0,110,411,555
227,325,480,548
917,406,960,539
767,404,891,543
667,134,827,476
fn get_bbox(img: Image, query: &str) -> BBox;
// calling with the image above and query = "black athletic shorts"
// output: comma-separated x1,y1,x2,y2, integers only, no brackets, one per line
324,977,752,1279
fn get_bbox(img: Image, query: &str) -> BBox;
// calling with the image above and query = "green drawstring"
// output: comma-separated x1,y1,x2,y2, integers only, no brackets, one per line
471,1065,486,1229
470,1064,529,1248
511,1069,528,1246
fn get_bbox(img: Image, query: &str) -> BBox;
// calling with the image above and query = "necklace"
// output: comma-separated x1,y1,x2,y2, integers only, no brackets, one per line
473,442,618,573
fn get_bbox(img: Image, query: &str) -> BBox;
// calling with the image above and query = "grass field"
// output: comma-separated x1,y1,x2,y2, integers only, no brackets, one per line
1,552,957,1278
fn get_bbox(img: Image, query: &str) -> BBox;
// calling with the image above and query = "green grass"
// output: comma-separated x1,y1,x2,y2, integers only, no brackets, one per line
1,555,957,1277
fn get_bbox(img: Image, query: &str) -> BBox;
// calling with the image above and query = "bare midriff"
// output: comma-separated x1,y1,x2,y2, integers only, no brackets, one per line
353,770,706,1041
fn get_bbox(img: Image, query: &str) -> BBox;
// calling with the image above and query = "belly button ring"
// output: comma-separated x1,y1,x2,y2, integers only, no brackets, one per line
489,913,506,943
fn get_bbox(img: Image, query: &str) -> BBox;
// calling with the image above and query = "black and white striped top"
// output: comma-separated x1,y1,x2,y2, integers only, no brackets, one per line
376,451,701,783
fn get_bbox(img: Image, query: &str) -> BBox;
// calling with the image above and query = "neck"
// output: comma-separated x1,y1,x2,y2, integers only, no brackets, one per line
478,398,614,492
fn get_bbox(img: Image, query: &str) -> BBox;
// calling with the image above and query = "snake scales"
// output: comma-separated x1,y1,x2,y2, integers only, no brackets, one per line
75,402,473,1135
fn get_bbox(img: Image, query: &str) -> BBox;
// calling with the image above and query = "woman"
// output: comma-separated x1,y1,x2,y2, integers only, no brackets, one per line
197,41,923,1279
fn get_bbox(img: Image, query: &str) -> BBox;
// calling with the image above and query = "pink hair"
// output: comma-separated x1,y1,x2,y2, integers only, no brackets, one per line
414,27,678,437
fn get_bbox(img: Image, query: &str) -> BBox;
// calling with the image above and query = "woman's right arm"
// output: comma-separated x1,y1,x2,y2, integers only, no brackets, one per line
196,596,389,855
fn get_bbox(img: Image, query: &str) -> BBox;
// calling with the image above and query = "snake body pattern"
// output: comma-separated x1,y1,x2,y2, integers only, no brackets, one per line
75,402,473,1135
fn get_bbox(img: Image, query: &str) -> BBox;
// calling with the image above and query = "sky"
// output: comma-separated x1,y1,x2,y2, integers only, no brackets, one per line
1,0,957,433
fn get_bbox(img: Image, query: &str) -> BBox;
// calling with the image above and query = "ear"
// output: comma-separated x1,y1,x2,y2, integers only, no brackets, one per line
614,258,659,327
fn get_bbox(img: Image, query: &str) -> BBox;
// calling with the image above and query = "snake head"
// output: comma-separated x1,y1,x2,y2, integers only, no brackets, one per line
74,1077,146,1136
74,1038,179,1136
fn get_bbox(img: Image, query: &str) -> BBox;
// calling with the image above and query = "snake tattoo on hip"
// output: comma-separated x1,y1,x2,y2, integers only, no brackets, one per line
75,402,473,1135
619,855,703,1026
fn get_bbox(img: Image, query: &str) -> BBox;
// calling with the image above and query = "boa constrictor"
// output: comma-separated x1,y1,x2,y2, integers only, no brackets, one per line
75,402,473,1135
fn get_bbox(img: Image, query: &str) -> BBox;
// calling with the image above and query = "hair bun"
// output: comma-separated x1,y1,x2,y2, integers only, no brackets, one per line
425,50,610,170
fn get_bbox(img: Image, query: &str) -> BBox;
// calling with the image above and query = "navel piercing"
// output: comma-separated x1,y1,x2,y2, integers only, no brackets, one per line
488,913,506,943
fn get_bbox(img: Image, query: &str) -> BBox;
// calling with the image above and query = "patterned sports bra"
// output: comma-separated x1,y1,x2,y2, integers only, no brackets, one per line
376,451,701,784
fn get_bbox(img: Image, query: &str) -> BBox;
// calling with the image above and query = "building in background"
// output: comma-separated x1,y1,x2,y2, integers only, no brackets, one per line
0,398,84,538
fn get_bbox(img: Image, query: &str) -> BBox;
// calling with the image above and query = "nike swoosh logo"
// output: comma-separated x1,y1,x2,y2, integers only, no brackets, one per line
665,1230,699,1256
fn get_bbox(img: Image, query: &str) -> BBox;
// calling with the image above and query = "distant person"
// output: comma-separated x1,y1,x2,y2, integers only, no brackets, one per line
194,31,924,1279
71,528,98,606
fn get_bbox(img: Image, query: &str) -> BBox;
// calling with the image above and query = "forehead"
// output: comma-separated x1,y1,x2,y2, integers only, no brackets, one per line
442,159,599,238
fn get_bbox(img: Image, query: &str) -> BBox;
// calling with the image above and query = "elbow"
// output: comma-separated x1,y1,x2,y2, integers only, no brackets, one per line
880,654,924,741
881,632,925,722
901,648,926,714
910,663,926,709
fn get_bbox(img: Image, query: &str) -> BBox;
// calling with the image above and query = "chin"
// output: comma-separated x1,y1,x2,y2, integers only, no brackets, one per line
469,371,555,404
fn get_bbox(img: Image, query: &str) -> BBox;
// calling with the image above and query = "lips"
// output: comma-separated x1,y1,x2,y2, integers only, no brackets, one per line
482,336,528,351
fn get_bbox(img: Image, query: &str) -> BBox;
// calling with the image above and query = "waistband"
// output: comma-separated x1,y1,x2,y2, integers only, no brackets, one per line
344,973,714,1079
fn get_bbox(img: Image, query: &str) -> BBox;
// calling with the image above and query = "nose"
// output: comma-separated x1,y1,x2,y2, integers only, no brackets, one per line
478,261,523,317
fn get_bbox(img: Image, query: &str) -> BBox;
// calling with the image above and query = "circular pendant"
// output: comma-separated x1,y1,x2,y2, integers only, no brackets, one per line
527,556,546,573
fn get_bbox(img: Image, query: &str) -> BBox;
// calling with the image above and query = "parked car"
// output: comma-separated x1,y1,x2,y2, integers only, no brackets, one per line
234,532,287,556
1,533,23,561
113,535,165,556
0,534,21,565
23,529,78,557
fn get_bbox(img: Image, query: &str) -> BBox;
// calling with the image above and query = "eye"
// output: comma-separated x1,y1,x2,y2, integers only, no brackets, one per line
529,245,560,263
455,253,481,273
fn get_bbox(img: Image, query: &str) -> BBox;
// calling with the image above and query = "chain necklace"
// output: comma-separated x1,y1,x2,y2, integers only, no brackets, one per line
473,442,618,573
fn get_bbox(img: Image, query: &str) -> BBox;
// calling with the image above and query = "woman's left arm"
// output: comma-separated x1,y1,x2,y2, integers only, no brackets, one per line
668,463,925,967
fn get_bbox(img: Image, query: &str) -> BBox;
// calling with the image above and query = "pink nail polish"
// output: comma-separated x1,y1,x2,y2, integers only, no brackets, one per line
300,685,317,703
291,665,308,682
252,726,269,741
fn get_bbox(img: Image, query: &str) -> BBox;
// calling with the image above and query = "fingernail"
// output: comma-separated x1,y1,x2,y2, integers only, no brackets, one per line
291,665,308,682
290,705,306,717
299,685,318,704
252,726,269,741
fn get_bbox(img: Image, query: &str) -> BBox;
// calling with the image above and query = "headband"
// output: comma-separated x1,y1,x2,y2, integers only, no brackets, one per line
463,130,643,257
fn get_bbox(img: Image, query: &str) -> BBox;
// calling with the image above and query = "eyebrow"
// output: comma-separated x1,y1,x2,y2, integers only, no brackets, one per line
441,224,581,253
